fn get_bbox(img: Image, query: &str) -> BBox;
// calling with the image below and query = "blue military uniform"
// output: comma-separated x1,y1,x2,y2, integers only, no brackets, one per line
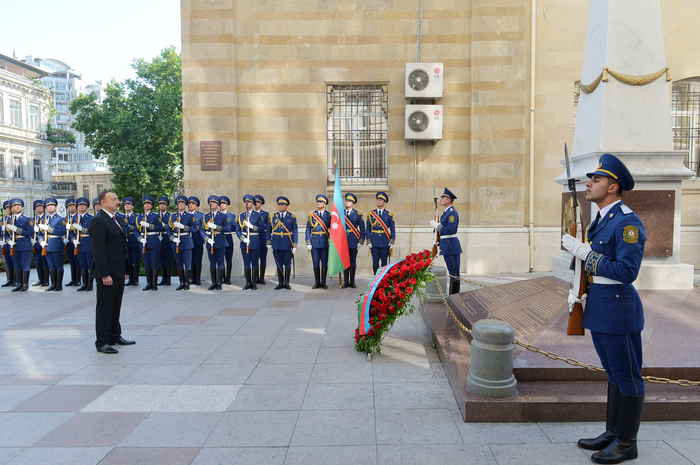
32,199,49,287
40,198,67,291
136,196,164,291
188,196,205,285
120,197,142,286
268,196,297,290
167,195,199,290
63,199,81,287
367,191,396,274
7,199,34,292
156,197,173,286
342,193,365,289
306,194,331,289
435,188,462,294
236,194,265,290
564,154,646,463
73,198,94,292
219,196,236,285
1,201,17,287
202,195,232,290
255,195,270,285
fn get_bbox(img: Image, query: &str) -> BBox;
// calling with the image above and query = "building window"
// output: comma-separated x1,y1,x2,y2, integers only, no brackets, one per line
10,100,21,127
0,154,4,178
96,183,104,194
327,84,388,184
56,103,68,112
55,83,67,91
33,159,42,181
83,185,90,199
13,157,23,179
672,79,700,177
30,106,40,131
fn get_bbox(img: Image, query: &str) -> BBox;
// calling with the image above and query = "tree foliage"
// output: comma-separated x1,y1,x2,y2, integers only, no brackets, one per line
70,47,182,202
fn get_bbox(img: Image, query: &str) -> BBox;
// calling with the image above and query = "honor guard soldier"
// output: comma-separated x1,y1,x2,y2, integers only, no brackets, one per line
268,196,297,290
73,198,94,292
121,197,142,286
367,191,395,275
342,193,365,289
64,199,81,287
32,199,49,287
562,154,646,465
431,188,462,295
6,199,33,292
237,194,265,290
188,196,205,285
39,198,66,291
254,195,270,285
203,195,231,290
93,197,101,213
167,195,199,290
156,197,173,286
136,196,164,291
306,194,331,289
219,196,236,285
2,200,17,287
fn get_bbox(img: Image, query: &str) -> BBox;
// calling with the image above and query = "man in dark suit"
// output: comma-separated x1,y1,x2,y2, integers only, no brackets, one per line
88,190,135,354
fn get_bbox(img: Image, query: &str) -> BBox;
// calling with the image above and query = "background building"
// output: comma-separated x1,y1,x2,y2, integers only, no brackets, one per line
0,53,53,209
180,0,700,275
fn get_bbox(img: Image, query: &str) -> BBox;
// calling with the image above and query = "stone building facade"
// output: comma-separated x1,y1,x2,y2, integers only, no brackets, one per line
181,0,700,275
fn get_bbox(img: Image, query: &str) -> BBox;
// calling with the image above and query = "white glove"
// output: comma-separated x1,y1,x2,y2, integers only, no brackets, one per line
173,238,181,244
207,222,218,230
307,244,312,251
389,244,394,250
267,244,271,249
39,223,49,231
31,239,36,246
368,243,372,249
72,223,83,232
430,220,439,229
140,221,150,228
7,240,16,246
567,289,588,314
34,225,40,233
291,247,297,255
139,237,147,245
244,220,254,229
242,237,250,244
40,240,47,248
72,239,79,246
6,224,17,232
562,234,592,261
63,237,69,244
207,238,215,245
173,221,184,229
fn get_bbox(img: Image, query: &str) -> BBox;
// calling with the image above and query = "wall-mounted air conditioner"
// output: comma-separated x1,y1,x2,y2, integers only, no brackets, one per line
405,63,443,100
405,105,443,142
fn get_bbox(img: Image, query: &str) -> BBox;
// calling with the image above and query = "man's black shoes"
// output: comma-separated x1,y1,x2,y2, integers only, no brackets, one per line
97,345,118,354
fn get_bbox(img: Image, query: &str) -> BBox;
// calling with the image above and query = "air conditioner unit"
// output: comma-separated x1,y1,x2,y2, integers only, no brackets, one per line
40,133,47,140
405,105,443,141
405,63,443,100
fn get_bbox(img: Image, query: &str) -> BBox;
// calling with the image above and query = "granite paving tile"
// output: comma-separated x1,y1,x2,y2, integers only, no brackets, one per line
666,439,700,464
12,385,112,412
374,382,457,410
377,444,498,465
0,385,49,412
270,334,324,348
187,324,242,336
246,362,315,385
0,412,75,447
119,334,182,349
255,306,297,316
537,421,608,443
205,410,299,447
81,385,178,412
58,364,140,385
372,362,437,383
120,412,223,447
97,447,200,465
148,347,217,365
375,409,462,445
259,347,320,364
302,383,374,410
458,421,551,444
284,445,377,465
0,448,23,464
190,447,287,465
316,347,371,364
182,363,258,385
579,440,693,464
217,307,260,316
203,345,269,364
169,334,229,350
89,348,164,365
291,409,376,446
122,364,200,385
161,315,213,325
488,443,594,465
17,363,87,376
0,374,67,385
638,421,700,441
310,362,374,384
33,412,148,447
6,446,112,465
155,385,242,412
228,383,307,411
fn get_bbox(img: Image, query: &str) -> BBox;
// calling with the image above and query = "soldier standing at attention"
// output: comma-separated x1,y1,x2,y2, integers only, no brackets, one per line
219,196,236,285
254,195,270,285
64,199,81,287
562,154,646,465
306,194,331,289
237,194,264,290
136,196,163,291
6,199,34,292
156,197,173,286
167,195,198,290
268,196,297,290
342,193,365,289
188,196,205,285
32,199,49,287
203,195,231,290
121,197,142,286
73,198,94,292
93,198,101,213
38,198,66,292
367,191,395,275
430,188,462,295
2,201,17,288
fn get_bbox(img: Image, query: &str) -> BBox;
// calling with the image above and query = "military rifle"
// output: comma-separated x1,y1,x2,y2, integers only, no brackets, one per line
564,142,586,336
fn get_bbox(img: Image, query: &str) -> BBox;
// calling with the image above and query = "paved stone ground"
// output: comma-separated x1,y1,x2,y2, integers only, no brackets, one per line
0,267,698,465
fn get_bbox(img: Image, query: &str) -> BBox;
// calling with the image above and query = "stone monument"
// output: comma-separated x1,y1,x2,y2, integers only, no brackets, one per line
553,0,695,290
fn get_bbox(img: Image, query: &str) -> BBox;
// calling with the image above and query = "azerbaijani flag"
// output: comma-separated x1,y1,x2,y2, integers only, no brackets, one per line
327,166,351,276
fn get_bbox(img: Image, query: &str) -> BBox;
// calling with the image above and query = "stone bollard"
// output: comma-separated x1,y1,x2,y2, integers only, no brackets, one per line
424,266,449,302
466,319,518,398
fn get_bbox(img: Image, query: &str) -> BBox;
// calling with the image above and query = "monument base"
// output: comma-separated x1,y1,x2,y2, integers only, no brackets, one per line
634,262,695,290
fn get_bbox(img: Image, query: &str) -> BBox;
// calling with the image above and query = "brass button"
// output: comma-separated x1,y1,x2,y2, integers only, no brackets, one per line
589,241,593,245
616,295,619,298
600,241,603,244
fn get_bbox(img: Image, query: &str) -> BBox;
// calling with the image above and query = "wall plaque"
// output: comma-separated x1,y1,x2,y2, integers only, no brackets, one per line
200,141,222,171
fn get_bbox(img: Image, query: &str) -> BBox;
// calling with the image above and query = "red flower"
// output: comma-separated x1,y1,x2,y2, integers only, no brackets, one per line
389,305,395,313
426,258,432,266
368,328,375,336
409,278,417,285
406,286,413,295
397,301,404,308
355,334,360,342
375,322,382,329
379,314,387,321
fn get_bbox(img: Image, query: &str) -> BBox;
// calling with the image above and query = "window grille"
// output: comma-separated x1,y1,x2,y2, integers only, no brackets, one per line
33,159,42,181
0,153,4,178
13,157,23,179
672,80,700,177
327,84,388,184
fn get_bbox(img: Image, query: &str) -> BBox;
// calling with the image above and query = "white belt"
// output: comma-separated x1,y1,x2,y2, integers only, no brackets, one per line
49,235,63,238
79,234,89,237
177,233,190,237
440,234,457,239
144,232,158,236
591,276,623,285
247,232,258,236
223,232,233,235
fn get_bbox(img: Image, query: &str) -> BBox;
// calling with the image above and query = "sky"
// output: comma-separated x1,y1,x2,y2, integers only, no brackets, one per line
1,0,181,85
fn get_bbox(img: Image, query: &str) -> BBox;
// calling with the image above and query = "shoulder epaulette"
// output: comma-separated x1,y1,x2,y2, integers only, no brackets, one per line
620,205,634,215
292,214,297,219
388,211,394,216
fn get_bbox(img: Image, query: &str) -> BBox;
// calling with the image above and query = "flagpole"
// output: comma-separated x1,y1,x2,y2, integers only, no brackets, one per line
334,158,343,288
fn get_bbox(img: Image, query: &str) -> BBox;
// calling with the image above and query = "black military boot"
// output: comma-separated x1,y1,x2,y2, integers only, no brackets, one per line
591,393,644,464
184,269,190,290
251,269,258,290
312,267,321,289
243,269,252,290
3,264,15,287
579,383,620,451
85,269,94,291
195,265,202,285
275,269,285,290
65,265,75,286
258,265,266,285
158,266,167,286
373,265,378,276
449,280,461,295
349,266,357,288
208,268,218,290
321,267,328,289
42,266,50,286
225,264,232,285
176,269,186,291
151,268,158,290
142,269,153,291
131,264,140,286
217,269,224,290
33,266,44,287
284,268,292,289
11,270,23,292
190,265,198,285
54,269,64,291
77,270,88,291
166,266,172,286
45,269,57,292
20,271,30,292
341,268,350,289
73,265,82,287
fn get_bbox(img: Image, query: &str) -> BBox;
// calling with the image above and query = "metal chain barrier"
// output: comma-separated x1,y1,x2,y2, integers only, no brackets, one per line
435,277,700,387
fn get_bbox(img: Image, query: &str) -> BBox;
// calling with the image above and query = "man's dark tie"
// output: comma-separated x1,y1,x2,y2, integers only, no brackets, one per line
589,211,601,233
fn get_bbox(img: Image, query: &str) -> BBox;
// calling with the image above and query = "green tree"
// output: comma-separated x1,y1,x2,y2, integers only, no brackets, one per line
70,46,182,204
